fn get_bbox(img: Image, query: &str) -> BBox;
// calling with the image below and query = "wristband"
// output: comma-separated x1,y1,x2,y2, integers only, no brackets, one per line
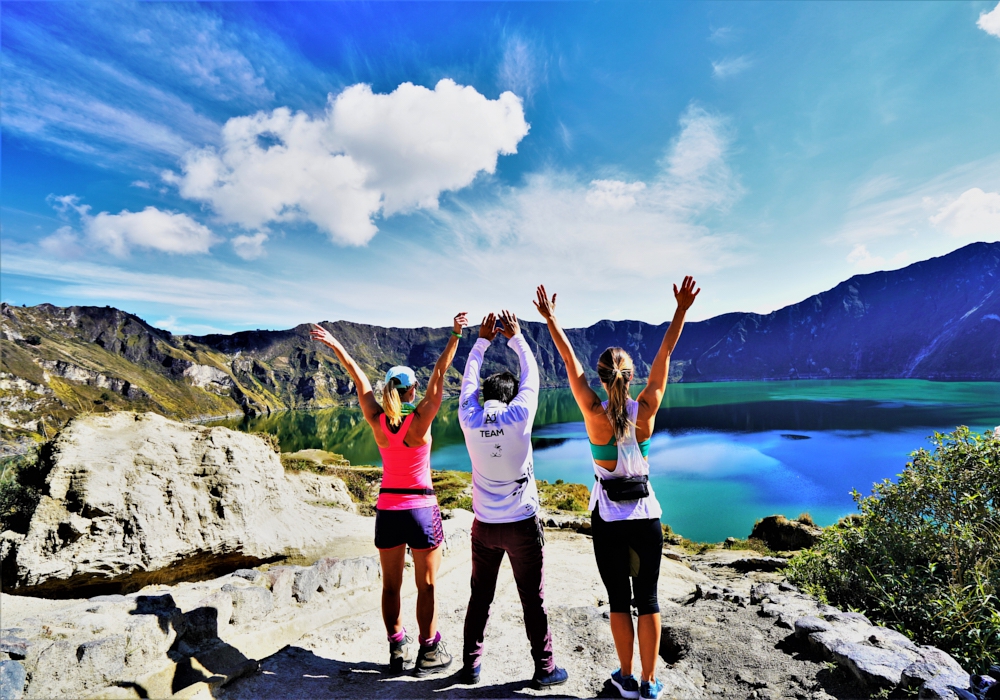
451,330,462,337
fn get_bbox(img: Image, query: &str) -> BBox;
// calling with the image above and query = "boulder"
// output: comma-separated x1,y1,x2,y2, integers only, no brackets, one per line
749,515,822,551
221,585,274,625
2,412,358,597
0,660,26,700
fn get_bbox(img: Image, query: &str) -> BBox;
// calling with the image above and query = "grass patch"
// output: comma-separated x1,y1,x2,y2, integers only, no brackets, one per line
725,537,776,556
537,479,590,513
432,470,473,511
796,512,816,526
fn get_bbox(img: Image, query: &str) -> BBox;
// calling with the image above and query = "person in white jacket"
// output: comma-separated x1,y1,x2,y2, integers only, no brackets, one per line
457,310,567,690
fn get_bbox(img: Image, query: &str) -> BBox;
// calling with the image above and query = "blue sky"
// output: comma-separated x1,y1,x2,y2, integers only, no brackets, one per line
2,1,999,334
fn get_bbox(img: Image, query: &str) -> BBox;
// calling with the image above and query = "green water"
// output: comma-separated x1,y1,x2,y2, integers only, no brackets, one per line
214,380,1000,541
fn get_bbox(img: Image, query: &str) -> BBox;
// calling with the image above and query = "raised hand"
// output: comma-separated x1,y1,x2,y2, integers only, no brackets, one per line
453,312,469,335
479,312,499,341
310,323,337,348
533,285,558,322
673,276,700,311
499,309,520,339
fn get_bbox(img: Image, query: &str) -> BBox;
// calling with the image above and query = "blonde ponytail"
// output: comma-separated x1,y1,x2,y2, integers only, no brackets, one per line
382,377,403,428
597,347,634,441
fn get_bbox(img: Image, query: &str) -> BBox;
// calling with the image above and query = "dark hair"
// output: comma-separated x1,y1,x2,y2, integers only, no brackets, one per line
597,347,634,440
483,371,518,404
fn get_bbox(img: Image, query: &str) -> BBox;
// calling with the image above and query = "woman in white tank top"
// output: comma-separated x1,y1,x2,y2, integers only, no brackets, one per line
534,278,700,700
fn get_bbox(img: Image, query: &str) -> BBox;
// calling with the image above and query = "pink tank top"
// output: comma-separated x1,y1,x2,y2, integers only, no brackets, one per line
376,413,436,511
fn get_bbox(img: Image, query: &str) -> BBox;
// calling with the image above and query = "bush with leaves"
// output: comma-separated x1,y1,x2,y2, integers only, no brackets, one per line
0,446,52,533
788,426,1000,673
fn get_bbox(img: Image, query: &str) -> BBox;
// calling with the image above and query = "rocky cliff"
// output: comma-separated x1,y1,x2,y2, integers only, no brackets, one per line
2,242,997,451
0,412,360,598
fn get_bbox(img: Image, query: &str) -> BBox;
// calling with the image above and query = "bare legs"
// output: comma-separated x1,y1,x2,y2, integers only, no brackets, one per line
412,546,442,641
610,612,661,682
378,545,443,641
379,546,406,636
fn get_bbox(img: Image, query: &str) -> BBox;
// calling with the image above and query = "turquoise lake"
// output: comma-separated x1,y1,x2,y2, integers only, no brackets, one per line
214,380,1000,542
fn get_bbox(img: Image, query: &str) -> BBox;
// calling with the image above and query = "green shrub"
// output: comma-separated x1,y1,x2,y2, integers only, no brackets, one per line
788,427,1000,673
0,447,51,533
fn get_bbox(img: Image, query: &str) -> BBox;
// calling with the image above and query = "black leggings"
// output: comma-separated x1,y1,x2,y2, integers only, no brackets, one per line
591,505,663,616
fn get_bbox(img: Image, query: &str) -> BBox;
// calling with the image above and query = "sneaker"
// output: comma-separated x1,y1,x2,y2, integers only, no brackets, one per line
388,635,413,672
414,639,453,677
610,669,640,699
533,666,568,689
640,678,663,699
459,663,481,685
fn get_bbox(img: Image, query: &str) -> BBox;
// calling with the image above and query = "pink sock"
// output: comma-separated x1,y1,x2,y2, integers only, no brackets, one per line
419,631,441,647
388,628,405,643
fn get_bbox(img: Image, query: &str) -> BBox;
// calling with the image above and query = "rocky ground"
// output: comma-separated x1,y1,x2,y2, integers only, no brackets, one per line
1,512,972,700
216,527,941,700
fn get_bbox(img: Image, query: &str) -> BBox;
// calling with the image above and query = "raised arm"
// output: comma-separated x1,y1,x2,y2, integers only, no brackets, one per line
533,286,602,414
415,312,468,421
499,310,539,421
459,313,498,427
310,323,381,422
636,276,700,421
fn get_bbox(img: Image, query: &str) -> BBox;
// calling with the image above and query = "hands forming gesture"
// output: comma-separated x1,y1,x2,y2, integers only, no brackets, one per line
673,276,700,311
478,309,521,341
453,312,469,335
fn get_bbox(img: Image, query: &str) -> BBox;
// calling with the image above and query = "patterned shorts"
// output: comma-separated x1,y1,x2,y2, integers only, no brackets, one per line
374,505,445,550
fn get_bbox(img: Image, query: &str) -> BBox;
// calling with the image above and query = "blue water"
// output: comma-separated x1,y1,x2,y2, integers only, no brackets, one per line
215,380,1000,542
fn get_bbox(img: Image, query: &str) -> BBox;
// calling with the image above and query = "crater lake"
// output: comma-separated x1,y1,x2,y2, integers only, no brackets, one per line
213,379,1000,542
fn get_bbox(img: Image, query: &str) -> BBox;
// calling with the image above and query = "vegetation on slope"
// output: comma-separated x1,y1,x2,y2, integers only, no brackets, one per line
788,427,1000,673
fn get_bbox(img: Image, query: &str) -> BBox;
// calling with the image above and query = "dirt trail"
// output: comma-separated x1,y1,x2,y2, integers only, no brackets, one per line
219,530,862,700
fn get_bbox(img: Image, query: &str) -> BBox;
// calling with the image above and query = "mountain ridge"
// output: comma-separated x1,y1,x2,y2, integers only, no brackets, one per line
1,241,997,451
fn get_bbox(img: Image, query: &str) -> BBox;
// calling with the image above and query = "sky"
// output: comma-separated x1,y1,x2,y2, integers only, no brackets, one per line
2,1,999,334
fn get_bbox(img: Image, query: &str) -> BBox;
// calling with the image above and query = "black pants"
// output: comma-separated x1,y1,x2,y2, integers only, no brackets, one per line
591,505,663,615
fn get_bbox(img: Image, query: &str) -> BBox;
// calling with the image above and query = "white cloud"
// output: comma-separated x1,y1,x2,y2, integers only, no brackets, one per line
39,227,86,259
833,158,1000,245
422,103,744,317
711,56,752,79
231,232,268,260
709,26,734,43
169,79,530,246
929,187,1000,238
87,207,219,256
846,244,909,271
849,174,901,206
131,180,152,189
979,2,1000,38
586,180,646,210
498,35,542,99
46,196,219,257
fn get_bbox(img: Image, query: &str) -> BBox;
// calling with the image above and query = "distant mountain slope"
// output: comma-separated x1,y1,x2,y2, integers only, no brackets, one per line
1,242,997,451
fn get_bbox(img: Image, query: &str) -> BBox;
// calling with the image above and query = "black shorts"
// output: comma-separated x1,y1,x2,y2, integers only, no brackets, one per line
374,505,445,551
591,504,663,616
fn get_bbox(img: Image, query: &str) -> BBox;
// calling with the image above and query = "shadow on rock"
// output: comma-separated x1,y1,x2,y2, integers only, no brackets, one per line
130,594,259,697
225,646,577,699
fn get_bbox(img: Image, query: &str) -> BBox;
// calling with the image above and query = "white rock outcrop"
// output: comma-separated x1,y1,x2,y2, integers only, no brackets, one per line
1,412,358,596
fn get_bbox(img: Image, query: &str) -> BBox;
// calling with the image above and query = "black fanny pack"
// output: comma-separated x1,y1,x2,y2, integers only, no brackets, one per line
379,487,436,496
596,474,649,502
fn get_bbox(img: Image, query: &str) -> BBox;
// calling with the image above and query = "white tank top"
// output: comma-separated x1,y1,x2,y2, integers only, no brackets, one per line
589,399,662,522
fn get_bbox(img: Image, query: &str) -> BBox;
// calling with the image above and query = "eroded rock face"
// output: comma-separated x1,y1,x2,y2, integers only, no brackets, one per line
1,412,357,597
750,515,822,551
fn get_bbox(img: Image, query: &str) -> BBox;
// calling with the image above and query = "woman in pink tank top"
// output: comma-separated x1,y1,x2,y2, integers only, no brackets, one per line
310,312,467,677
